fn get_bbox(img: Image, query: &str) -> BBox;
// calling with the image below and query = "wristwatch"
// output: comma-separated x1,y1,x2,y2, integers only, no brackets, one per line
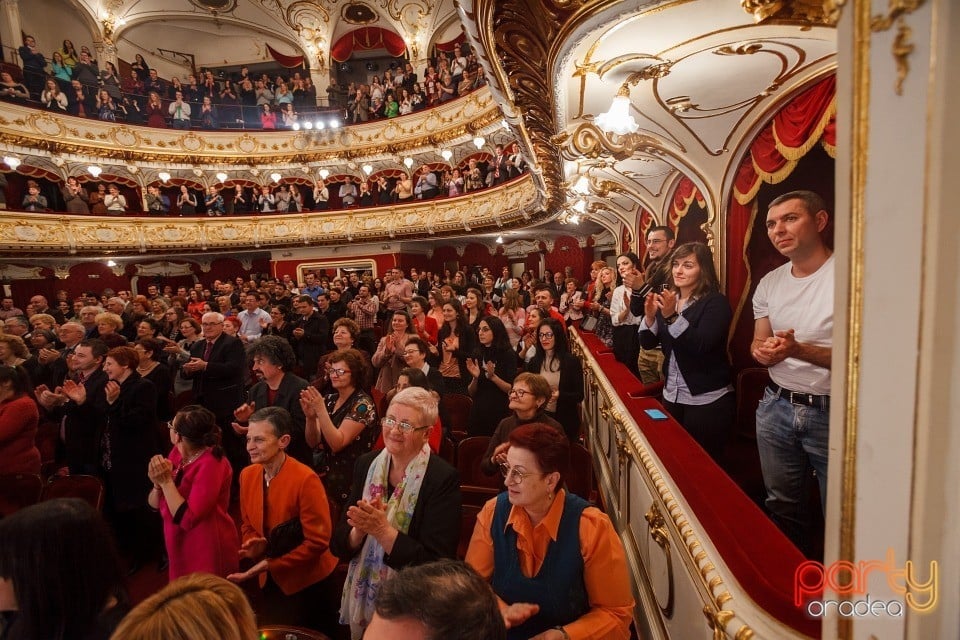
663,313,679,325
554,626,571,639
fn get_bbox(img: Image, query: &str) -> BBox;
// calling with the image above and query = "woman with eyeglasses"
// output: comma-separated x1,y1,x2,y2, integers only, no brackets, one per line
526,318,584,441
465,316,517,437
479,372,563,476
332,387,461,639
638,242,734,462
146,405,239,580
466,423,634,640
299,348,379,513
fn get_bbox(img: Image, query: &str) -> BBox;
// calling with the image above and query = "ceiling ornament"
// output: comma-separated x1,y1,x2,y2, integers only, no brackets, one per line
869,0,926,96
554,121,666,163
740,0,841,26
343,3,379,24
188,0,239,13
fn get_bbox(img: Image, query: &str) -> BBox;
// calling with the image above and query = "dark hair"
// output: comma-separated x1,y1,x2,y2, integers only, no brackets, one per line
138,317,161,336
390,309,416,333
374,559,505,640
0,498,126,640
533,284,554,300
248,405,293,438
508,422,570,488
410,295,429,311
173,405,224,459
669,242,720,299
478,315,511,352
135,337,163,361
647,225,675,241
397,367,430,390
439,297,468,334
30,328,58,346
78,338,109,360
327,347,372,391
179,317,201,334
106,345,139,369
245,334,297,371
404,336,429,355
768,189,827,216
0,364,33,397
617,251,640,268
295,294,315,306
532,317,570,372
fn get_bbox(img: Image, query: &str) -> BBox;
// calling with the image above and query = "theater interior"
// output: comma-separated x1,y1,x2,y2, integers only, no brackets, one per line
0,0,957,638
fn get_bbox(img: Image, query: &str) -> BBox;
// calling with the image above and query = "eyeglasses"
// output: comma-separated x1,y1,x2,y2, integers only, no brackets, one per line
508,388,529,399
328,367,348,378
646,238,667,245
538,332,554,339
381,416,430,434
499,463,540,485
402,349,421,356
166,421,177,432
201,321,223,326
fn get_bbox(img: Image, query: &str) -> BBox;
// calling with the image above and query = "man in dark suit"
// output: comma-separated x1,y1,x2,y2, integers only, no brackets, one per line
181,311,246,475
231,336,311,466
34,339,110,476
291,295,329,378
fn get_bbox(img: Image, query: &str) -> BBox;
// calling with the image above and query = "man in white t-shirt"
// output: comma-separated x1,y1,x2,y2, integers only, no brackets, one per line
751,190,833,556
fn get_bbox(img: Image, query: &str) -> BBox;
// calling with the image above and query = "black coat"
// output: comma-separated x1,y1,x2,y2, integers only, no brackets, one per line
246,373,310,465
103,372,158,509
638,290,733,396
182,333,245,420
331,451,461,570
62,369,109,473
291,311,329,377
526,351,584,441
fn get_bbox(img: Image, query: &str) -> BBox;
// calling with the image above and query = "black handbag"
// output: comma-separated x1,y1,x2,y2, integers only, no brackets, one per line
264,517,304,558
580,314,598,332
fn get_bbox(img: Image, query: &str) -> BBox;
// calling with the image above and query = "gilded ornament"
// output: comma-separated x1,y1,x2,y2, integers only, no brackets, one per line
740,0,839,25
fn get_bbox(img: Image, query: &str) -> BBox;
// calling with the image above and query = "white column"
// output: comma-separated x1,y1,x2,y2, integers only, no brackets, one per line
829,1,959,638
0,0,23,65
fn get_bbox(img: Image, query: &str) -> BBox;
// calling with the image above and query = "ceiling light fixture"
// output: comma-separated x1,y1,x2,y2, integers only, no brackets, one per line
316,121,325,130
595,83,639,135
303,121,313,130
88,165,103,178
292,123,300,131
2,156,20,170
158,171,170,183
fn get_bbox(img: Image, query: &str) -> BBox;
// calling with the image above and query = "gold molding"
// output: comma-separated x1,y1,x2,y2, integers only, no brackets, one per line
740,0,841,25
869,0,927,96
0,175,539,255
0,89,501,166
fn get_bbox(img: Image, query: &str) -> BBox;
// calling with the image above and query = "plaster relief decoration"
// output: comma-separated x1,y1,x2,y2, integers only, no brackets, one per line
0,264,43,280
869,0,926,96
135,261,195,277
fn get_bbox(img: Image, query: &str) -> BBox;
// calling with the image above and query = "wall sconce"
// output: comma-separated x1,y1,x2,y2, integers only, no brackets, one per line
2,156,21,170
216,172,228,183
270,172,282,183
403,157,414,169
158,171,171,183
595,83,638,135
473,136,485,149
496,235,503,244
440,149,453,161
88,165,103,178
319,169,329,180
362,164,373,175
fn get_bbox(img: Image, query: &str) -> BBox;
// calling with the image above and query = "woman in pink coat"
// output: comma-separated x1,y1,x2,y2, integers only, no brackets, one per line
148,404,239,579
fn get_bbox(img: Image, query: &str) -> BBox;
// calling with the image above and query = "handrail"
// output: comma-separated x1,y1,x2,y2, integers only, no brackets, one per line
571,327,819,639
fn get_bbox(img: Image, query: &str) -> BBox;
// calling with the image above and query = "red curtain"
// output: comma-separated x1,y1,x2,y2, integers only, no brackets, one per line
434,32,466,53
668,176,705,230
330,28,406,63
726,74,836,322
266,44,304,69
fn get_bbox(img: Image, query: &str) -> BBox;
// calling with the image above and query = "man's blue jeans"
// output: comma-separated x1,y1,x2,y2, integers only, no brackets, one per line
756,387,829,555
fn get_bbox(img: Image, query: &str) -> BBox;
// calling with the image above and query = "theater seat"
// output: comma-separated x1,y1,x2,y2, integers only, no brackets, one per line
440,393,472,439
567,443,595,502
0,473,43,517
456,436,502,507
40,474,105,511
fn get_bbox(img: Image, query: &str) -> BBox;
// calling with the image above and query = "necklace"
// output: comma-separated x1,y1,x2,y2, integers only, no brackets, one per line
179,447,207,470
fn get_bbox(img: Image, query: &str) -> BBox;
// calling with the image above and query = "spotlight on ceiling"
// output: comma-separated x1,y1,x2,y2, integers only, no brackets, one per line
158,171,170,183
292,122,300,131
303,121,313,130
316,121,325,130
2,156,21,170
88,165,103,178
329,119,340,129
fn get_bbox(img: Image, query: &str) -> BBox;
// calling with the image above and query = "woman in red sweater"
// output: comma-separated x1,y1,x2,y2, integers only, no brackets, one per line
0,364,40,475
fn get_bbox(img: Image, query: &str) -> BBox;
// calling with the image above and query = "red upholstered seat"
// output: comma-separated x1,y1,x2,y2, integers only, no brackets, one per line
40,474,105,511
440,393,472,437
0,473,43,517
456,436,502,507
